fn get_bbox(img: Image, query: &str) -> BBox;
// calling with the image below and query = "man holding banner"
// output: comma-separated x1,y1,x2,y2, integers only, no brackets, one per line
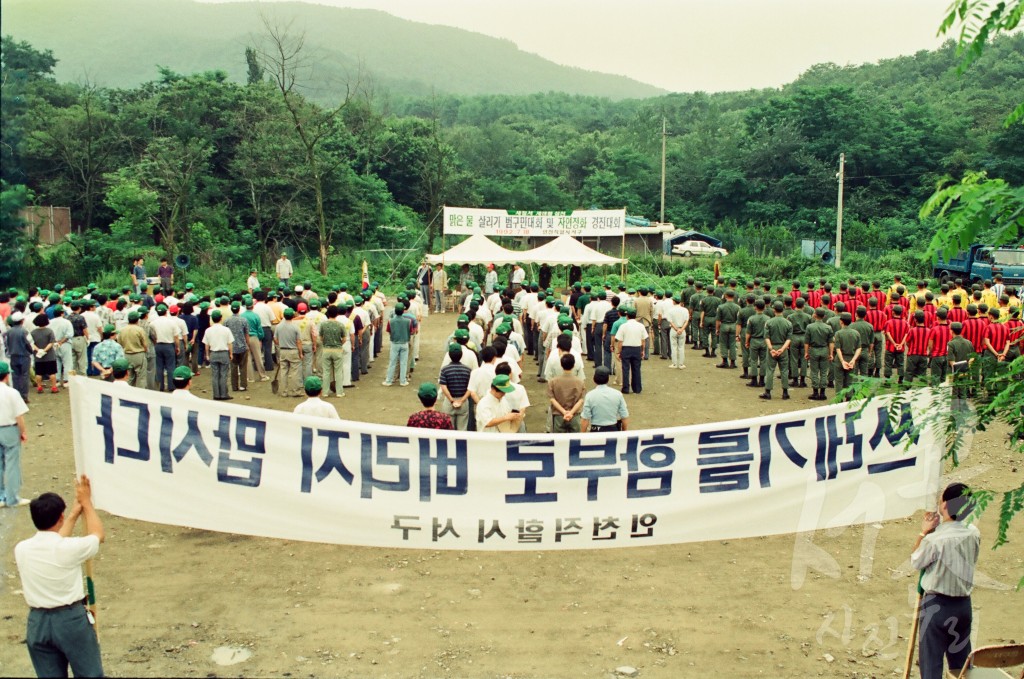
15,476,105,678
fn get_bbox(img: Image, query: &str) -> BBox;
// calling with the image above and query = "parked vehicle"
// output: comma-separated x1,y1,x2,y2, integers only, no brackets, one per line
672,240,728,257
934,244,1024,285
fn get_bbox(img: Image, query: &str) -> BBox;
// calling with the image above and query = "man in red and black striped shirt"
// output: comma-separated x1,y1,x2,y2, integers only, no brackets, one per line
807,282,822,310
870,281,887,309
888,286,909,320
961,305,986,353
866,297,887,378
983,309,1011,364
884,305,910,381
1007,308,1023,360
927,308,953,384
947,295,967,326
905,310,931,382
834,283,852,311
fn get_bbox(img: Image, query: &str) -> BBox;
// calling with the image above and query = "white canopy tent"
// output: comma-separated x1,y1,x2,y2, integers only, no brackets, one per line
426,234,623,266
424,234,521,265
520,235,623,265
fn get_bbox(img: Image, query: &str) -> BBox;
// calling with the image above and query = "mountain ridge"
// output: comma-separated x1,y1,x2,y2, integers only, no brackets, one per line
1,0,666,100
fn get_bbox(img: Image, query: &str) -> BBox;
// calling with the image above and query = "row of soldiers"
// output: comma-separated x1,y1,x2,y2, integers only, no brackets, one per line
673,276,1021,401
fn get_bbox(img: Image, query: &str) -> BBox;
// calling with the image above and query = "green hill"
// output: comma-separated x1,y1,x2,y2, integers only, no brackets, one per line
0,0,665,100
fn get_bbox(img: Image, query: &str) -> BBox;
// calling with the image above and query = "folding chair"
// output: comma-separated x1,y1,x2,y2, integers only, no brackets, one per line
948,644,1024,679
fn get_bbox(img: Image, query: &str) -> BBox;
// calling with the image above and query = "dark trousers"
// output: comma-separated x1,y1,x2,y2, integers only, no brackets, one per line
86,342,99,376
524,318,535,355
918,593,971,679
261,331,274,371
351,335,361,381
621,346,642,394
230,351,248,390
27,604,104,678
660,322,671,359
584,325,593,358
10,355,31,401
592,327,604,368
602,331,615,375
155,343,176,392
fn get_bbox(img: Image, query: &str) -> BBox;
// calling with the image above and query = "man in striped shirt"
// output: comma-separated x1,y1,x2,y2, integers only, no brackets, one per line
880,307,913,383
865,297,887,378
905,311,931,382
926,307,953,384
946,295,967,325
982,309,1011,369
910,482,980,679
961,305,987,353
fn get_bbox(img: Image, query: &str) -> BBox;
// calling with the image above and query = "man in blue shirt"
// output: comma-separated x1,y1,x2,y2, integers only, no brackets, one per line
580,367,629,432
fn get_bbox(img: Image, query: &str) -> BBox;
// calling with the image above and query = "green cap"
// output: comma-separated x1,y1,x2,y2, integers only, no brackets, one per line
453,328,470,339
0,361,9,378
230,301,241,311
448,342,462,352
417,382,438,399
309,299,320,309
210,310,222,321
394,302,405,312
173,366,193,380
496,323,511,335
127,311,140,322
304,376,323,392
199,301,210,310
458,314,469,323
491,374,515,393
103,324,116,335
157,303,168,313
185,283,194,290
111,358,131,372
283,307,296,318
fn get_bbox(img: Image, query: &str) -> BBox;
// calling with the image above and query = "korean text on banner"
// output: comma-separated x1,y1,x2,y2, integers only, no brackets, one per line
443,207,626,238
69,377,944,551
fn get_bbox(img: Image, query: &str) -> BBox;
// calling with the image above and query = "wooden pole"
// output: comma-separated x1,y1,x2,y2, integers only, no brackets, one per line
902,590,922,679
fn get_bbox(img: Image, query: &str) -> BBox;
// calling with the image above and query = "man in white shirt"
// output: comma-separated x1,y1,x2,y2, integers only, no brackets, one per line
666,295,691,369
247,269,261,296
252,294,276,374
81,302,103,376
484,264,498,295
276,254,293,287
494,362,529,431
49,306,74,387
293,376,340,419
15,476,105,677
432,263,449,313
468,346,499,404
475,374,521,433
203,310,235,400
149,304,181,391
0,361,30,508
511,264,526,291
615,307,649,394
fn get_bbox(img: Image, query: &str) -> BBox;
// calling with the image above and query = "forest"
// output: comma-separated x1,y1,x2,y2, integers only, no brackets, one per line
1,29,1022,288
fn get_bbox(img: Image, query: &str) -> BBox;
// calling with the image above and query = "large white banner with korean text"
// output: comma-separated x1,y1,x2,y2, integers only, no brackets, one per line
69,377,944,551
443,207,626,237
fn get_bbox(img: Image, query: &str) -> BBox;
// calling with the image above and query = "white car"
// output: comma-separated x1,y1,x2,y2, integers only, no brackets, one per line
672,240,728,257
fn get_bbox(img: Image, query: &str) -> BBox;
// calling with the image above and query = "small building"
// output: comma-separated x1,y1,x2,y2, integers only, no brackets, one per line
20,206,72,245
528,222,676,258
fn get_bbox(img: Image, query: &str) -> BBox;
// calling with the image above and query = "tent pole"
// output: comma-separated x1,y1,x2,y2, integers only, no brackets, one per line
620,232,626,281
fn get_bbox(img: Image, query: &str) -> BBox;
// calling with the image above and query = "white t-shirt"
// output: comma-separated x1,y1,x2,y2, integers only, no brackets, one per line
475,392,513,433
615,319,649,347
150,316,180,344
15,531,100,608
203,324,234,352
0,380,29,426
247,275,261,291
469,363,497,400
294,397,340,419
666,305,690,332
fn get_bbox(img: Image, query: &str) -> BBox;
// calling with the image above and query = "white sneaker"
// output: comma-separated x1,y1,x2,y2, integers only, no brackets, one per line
14,498,30,507
0,501,6,508
238,387,247,392
260,376,270,382
381,381,393,387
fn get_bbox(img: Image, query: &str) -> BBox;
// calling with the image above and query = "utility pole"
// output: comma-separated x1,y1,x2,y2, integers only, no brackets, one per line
660,116,667,225
835,153,845,269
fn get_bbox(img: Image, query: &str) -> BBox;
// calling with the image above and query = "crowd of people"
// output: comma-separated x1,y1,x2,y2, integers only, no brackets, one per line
2,257,1018,679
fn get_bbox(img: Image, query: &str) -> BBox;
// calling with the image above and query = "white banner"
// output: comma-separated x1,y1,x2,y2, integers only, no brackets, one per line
69,377,944,551
443,207,626,237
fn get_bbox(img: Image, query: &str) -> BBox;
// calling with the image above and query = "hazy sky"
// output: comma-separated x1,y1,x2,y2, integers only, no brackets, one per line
210,0,955,92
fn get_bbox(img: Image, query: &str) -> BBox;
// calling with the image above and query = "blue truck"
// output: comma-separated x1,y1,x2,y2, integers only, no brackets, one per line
934,244,1024,286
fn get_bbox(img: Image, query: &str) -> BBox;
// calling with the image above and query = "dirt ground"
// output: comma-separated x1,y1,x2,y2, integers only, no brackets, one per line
1,308,1021,679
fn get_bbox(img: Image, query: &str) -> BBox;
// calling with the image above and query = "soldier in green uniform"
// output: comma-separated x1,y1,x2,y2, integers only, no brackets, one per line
832,313,862,398
787,297,812,388
700,289,721,357
744,299,769,389
761,301,793,400
737,294,757,379
851,306,875,376
715,291,741,369
826,302,847,389
804,307,834,400
946,321,973,403
688,282,705,349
